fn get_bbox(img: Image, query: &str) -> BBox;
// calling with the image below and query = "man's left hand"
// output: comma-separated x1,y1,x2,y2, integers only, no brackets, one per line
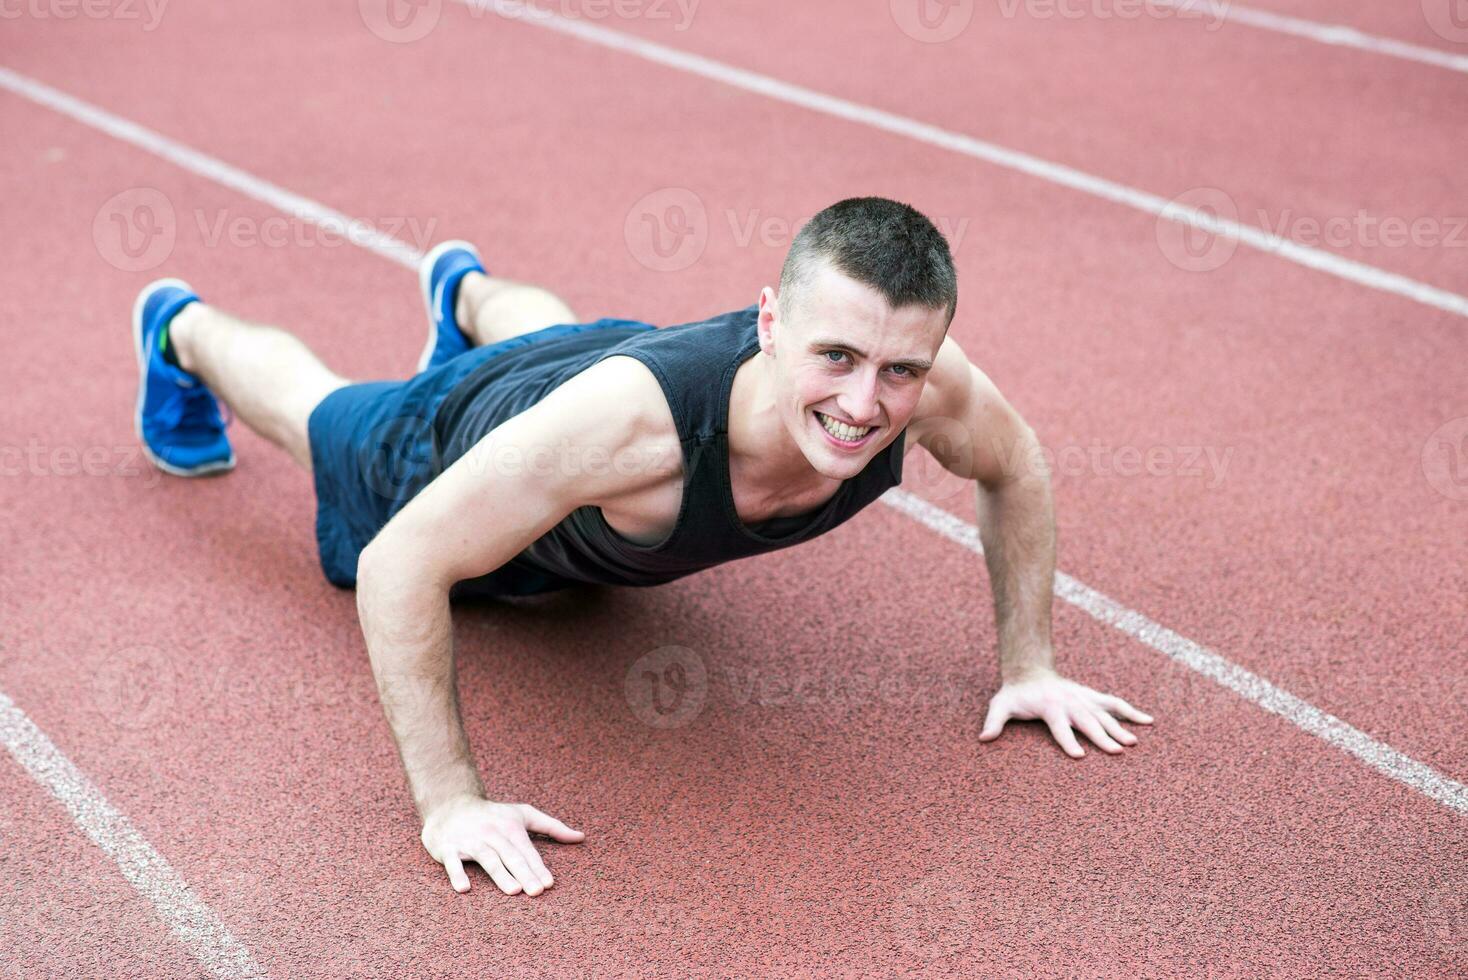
979,669,1153,757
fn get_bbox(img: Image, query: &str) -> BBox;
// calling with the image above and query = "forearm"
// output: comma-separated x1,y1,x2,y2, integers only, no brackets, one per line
356,547,484,820
976,469,1057,683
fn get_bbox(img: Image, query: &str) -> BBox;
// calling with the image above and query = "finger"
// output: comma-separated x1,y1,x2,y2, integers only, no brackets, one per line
978,699,1012,741
486,833,545,896
1100,695,1153,725
443,854,471,894
468,845,521,896
508,827,555,889
1093,708,1137,747
519,804,586,843
1043,710,1085,758
1071,709,1124,754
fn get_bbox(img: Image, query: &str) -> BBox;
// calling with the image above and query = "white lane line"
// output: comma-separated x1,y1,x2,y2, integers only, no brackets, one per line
880,490,1468,815
0,67,420,274
0,67,1462,819
453,0,1468,320
1156,0,1468,76
0,692,269,979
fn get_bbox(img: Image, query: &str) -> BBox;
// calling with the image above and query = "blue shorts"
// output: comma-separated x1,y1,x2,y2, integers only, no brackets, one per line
306,318,653,595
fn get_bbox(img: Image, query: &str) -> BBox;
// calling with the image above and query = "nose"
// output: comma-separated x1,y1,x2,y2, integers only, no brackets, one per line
835,370,881,426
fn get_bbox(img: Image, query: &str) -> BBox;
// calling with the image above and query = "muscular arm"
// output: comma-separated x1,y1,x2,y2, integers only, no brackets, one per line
355,356,674,892
974,429,1057,684
355,545,479,820
913,337,1151,757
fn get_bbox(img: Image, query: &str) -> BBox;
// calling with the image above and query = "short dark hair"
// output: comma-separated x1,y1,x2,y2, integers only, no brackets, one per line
778,197,958,326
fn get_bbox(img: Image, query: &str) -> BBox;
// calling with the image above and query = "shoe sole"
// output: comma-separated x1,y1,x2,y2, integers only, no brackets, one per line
131,279,236,478
415,239,483,374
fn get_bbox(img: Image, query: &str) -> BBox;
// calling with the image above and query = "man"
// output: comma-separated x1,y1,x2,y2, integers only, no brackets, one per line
130,197,1152,897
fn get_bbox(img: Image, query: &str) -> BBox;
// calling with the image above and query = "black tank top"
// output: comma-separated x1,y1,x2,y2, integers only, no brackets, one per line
433,305,907,596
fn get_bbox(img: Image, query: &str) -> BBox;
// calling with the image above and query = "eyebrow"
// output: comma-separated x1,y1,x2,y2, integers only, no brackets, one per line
808,338,934,372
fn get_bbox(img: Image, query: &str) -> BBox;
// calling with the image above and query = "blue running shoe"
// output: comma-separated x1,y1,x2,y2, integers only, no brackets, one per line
131,279,235,477
416,240,486,372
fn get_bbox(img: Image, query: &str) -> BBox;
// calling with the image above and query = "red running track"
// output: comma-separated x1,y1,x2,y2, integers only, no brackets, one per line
0,2,1464,976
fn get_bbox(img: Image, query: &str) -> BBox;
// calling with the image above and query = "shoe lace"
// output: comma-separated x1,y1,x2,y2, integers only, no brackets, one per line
155,380,233,435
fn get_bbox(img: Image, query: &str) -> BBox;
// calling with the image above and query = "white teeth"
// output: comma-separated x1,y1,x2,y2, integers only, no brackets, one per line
817,412,871,443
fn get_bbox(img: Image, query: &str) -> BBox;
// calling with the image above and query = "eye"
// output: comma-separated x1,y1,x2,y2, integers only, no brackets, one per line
889,364,913,377
822,350,849,365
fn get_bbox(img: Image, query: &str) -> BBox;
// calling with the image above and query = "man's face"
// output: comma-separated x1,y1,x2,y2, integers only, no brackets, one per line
758,261,949,480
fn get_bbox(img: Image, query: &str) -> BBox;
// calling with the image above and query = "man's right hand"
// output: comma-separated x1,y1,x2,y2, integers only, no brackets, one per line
421,795,586,895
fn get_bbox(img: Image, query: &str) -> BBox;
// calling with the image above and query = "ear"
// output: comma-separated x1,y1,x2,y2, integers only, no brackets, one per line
756,286,779,356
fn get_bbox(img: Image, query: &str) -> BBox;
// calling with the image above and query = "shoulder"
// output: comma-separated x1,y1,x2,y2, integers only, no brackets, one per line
362,354,683,586
426,353,683,516
520,353,683,500
561,353,680,448
912,334,985,427
908,335,1035,487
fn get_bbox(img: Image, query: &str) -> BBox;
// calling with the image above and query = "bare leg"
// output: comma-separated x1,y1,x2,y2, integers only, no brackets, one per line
169,304,348,472
454,271,577,347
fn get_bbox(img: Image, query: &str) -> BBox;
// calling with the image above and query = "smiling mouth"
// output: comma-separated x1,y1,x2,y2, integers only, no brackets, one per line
815,410,876,446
